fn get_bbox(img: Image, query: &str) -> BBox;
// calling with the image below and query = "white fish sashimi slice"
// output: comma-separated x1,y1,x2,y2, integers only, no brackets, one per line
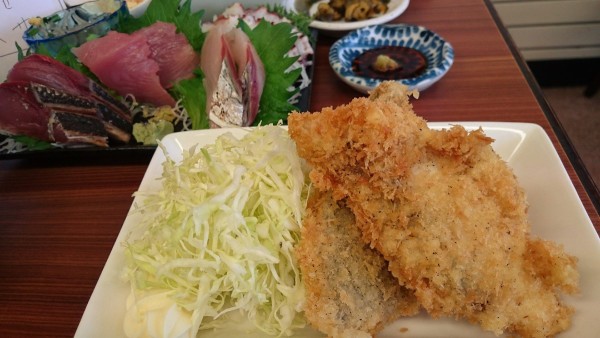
208,40,244,128
225,29,265,126
200,21,265,128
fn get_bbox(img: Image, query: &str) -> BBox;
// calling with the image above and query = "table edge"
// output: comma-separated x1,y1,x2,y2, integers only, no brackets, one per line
483,0,600,215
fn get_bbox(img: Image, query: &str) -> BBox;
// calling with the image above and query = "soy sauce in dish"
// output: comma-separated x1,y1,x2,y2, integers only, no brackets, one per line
352,46,428,80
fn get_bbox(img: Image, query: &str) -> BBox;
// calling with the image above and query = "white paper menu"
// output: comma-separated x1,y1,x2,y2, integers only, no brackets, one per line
0,0,68,81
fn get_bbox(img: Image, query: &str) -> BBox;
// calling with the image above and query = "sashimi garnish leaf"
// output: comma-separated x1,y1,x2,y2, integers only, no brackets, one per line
12,136,53,150
172,0,205,51
266,4,312,39
170,70,208,130
117,0,205,51
240,20,301,126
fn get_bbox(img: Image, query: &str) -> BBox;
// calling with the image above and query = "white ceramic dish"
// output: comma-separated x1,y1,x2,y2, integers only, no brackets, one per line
127,0,151,17
75,123,600,338
289,0,410,35
330,24,454,93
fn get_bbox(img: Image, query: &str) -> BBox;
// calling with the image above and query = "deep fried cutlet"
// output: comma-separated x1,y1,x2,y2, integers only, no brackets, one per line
296,190,419,338
289,82,579,338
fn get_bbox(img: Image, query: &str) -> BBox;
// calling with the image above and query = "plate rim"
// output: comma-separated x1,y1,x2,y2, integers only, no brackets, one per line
75,122,600,338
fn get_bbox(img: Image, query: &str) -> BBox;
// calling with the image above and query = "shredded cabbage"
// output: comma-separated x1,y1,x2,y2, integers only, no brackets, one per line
123,125,310,337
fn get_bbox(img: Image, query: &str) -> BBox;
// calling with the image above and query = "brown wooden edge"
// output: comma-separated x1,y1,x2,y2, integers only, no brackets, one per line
483,0,600,214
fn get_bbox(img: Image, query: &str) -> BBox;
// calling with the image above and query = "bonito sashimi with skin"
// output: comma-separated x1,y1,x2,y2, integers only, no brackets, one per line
0,54,138,146
201,19,265,128
6,54,133,143
0,81,109,147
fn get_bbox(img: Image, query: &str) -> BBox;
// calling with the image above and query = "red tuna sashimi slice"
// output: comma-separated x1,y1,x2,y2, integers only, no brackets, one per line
133,22,199,88
7,54,91,97
0,81,52,141
72,31,176,107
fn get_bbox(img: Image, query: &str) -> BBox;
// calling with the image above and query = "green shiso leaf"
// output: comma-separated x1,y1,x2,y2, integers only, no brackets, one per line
240,20,301,125
117,0,205,51
12,136,53,150
266,4,312,39
170,70,208,130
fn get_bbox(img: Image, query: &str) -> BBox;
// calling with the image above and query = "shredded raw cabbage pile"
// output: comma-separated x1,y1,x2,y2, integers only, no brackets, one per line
123,125,310,337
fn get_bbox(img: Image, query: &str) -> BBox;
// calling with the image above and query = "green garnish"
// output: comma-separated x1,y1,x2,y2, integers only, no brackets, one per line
117,0,205,51
16,42,27,61
240,20,302,125
267,4,313,39
170,70,208,130
26,27,39,37
12,136,53,150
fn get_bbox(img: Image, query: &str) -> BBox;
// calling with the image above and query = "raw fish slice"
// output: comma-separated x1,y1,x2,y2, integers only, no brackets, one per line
201,20,234,105
207,37,245,127
7,54,90,97
7,54,132,122
72,31,176,107
201,20,265,127
31,81,130,143
49,111,109,147
0,81,52,142
225,29,265,125
201,21,243,127
133,22,199,88
0,82,108,147
30,82,98,116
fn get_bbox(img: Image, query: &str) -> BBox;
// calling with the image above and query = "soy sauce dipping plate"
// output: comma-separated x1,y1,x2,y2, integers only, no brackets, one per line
329,24,454,93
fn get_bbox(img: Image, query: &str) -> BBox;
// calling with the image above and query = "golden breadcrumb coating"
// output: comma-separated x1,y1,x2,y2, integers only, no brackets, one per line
296,190,419,338
289,81,579,338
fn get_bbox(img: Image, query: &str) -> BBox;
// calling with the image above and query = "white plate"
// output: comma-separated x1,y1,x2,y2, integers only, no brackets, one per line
288,0,410,35
75,123,600,338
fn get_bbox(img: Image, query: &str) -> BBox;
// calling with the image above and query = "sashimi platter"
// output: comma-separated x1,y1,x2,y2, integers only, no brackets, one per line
0,0,315,157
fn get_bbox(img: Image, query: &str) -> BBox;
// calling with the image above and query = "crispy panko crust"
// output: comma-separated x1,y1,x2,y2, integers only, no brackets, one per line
296,190,419,338
289,81,579,338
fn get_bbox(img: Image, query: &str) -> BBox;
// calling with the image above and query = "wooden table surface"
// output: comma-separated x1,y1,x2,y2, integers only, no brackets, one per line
0,0,598,336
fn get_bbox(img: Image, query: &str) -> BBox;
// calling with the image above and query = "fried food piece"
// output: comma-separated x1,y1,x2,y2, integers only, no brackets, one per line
289,81,579,338
296,190,419,338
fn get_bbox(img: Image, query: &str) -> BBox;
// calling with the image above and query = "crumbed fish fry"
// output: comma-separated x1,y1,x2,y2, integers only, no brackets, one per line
296,189,419,338
289,81,579,338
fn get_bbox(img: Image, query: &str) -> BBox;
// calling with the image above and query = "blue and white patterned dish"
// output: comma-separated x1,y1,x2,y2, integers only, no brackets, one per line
329,24,454,93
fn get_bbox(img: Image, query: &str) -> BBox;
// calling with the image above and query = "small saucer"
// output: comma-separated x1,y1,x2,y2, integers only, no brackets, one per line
329,24,454,93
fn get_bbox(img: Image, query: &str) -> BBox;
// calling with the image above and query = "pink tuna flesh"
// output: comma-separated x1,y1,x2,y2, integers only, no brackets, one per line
7,54,91,97
72,31,176,107
133,22,199,88
0,81,53,142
